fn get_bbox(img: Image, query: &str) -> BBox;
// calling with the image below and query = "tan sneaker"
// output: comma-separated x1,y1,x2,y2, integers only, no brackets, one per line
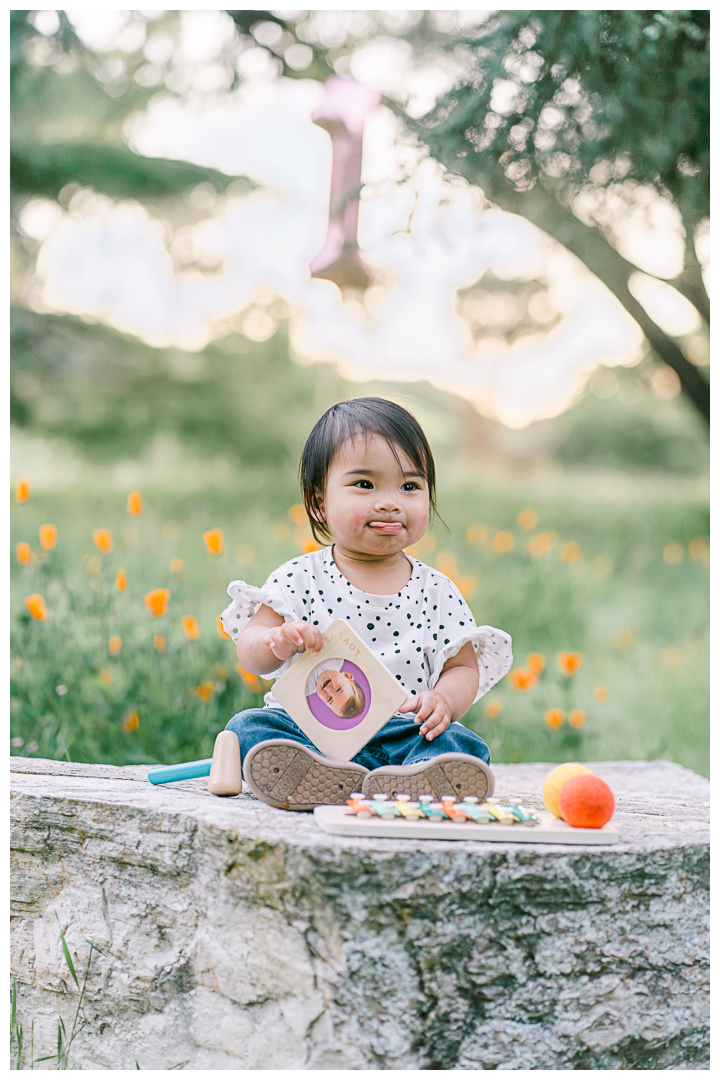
243,739,369,811
362,753,494,802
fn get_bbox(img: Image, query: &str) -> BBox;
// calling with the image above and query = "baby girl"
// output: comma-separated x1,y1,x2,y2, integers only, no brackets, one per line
220,396,512,810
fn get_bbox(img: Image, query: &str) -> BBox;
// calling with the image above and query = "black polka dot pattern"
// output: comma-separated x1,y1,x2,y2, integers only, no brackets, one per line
219,547,513,706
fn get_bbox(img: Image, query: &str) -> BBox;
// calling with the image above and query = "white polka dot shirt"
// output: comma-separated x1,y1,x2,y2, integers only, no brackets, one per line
221,546,513,711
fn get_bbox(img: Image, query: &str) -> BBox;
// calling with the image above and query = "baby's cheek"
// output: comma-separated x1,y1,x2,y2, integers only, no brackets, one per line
414,509,429,533
350,512,367,532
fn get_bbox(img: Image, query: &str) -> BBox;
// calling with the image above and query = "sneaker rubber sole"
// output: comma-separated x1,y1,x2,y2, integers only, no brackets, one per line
362,753,494,802
243,738,369,811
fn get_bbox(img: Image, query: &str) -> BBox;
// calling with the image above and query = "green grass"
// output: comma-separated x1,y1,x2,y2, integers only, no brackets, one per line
10,926,93,1070
11,453,709,776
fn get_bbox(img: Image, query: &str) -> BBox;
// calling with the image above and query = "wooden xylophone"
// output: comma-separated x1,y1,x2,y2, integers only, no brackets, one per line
346,793,542,825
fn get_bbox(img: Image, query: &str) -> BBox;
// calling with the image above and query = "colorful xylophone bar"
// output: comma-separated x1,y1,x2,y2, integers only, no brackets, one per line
345,793,541,824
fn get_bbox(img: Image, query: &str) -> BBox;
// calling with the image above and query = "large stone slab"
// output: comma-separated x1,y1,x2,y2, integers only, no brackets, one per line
11,757,709,1070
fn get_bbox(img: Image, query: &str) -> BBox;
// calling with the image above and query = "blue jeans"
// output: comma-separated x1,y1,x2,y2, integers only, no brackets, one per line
225,707,491,771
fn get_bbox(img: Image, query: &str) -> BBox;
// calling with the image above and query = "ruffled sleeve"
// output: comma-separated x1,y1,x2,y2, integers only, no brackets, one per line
220,575,300,643
221,574,305,683
429,625,513,704
426,577,513,703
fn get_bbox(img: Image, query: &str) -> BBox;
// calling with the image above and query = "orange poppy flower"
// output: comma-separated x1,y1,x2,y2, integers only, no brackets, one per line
492,531,515,554
169,558,184,575
527,531,558,559
93,529,113,554
203,529,224,556
16,477,30,503
517,508,539,531
558,651,583,675
561,542,582,564
302,538,320,554
25,593,47,621
182,614,201,640
437,553,458,578
484,698,502,719
527,652,545,675
545,708,565,730
663,543,684,565
115,568,127,592
154,635,166,652
145,589,170,617
39,524,57,551
16,542,32,566
688,538,709,566
100,668,113,686
568,709,587,728
466,524,487,545
594,684,608,702
195,681,214,702
217,614,231,639
108,635,122,655
127,491,143,517
456,574,477,599
288,503,306,525
508,668,537,691
123,710,140,732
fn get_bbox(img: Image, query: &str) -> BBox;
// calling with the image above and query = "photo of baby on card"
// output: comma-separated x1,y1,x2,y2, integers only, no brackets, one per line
305,657,370,728
272,620,407,760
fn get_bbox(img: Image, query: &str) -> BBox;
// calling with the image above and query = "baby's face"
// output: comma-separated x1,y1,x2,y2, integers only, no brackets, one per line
316,670,358,715
320,434,429,558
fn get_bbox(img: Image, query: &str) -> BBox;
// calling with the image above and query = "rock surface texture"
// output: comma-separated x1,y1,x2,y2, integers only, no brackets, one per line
11,757,709,1070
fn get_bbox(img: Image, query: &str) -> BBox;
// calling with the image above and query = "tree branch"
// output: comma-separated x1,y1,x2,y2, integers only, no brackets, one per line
667,231,710,326
418,143,709,424
10,143,249,203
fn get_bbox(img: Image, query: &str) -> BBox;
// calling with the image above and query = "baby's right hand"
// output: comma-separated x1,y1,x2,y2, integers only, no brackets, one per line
263,620,324,662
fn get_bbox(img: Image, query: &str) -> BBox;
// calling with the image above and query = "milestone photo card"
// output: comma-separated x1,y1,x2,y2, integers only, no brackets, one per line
272,620,408,760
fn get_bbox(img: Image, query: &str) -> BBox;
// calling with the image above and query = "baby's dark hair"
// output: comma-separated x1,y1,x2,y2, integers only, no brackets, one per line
340,682,366,719
299,397,438,545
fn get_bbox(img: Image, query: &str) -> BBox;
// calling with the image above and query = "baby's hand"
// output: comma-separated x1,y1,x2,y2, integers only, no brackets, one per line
263,620,324,662
398,690,452,740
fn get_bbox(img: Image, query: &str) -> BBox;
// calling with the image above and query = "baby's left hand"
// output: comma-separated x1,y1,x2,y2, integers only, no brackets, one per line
398,690,452,740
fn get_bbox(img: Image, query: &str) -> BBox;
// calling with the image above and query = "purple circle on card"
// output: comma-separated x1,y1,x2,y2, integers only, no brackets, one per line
306,660,372,730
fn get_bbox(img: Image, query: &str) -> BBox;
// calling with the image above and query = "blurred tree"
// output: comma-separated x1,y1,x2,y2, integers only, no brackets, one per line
10,10,709,430
245,9,709,423
10,305,317,466
410,10,709,423
10,10,245,207
226,9,334,83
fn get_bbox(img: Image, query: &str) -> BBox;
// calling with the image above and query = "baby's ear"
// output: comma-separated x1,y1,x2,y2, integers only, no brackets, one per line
343,672,355,681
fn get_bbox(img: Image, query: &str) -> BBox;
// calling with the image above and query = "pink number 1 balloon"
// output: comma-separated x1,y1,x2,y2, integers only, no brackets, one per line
310,76,381,291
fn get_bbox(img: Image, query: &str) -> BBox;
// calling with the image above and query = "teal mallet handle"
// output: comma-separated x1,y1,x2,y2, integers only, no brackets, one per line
148,759,213,785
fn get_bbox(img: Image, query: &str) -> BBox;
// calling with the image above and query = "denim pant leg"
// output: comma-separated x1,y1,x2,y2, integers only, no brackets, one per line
355,714,491,770
225,707,321,770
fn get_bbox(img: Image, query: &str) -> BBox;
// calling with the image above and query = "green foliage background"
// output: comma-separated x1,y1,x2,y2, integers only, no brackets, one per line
9,10,709,776
11,312,709,776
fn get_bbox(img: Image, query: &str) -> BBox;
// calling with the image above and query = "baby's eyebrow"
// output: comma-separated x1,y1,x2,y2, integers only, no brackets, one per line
343,468,424,478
